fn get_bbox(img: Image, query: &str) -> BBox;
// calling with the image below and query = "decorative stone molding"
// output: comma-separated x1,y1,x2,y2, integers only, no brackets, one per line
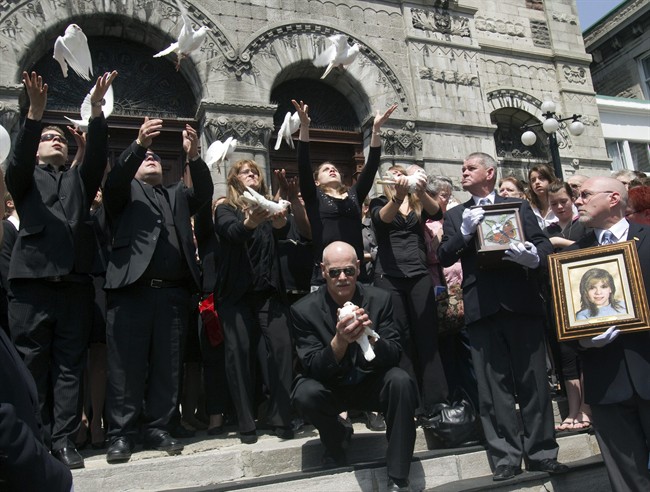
419,67,479,87
485,59,556,83
381,122,423,157
530,20,551,48
562,65,587,84
205,116,273,149
411,8,470,38
584,0,646,45
487,89,542,116
551,12,578,25
474,17,525,38
237,24,409,109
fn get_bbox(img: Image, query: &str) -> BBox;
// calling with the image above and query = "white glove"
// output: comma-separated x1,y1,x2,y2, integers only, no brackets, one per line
579,326,621,349
503,241,540,268
460,207,484,236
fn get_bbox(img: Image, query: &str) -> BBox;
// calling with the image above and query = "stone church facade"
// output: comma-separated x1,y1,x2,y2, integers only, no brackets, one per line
0,0,610,197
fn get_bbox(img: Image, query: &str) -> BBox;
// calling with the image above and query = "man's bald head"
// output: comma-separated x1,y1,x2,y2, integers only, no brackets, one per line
321,241,360,305
575,176,628,229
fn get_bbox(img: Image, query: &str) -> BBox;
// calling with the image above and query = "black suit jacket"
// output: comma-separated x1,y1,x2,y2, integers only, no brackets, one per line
291,283,402,386
568,221,650,405
103,141,212,290
438,195,553,325
5,116,108,279
0,329,72,491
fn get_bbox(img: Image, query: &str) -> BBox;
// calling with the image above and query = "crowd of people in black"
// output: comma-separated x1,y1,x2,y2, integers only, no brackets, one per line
1,70,649,492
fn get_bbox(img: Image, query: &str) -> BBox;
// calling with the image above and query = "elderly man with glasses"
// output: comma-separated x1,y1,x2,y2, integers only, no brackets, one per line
291,241,418,492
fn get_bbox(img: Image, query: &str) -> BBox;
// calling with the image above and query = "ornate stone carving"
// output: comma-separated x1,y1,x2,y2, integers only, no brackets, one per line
1,17,23,39
562,65,587,84
205,116,272,149
530,20,551,48
485,59,556,83
411,8,470,38
551,12,578,25
22,2,46,23
419,68,479,87
381,122,423,157
238,24,408,109
474,17,525,38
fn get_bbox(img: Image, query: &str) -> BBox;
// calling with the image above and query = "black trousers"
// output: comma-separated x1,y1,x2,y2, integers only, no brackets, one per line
9,278,93,451
467,309,558,468
374,273,448,413
218,292,293,433
198,312,230,416
105,284,191,440
591,395,650,492
292,367,418,480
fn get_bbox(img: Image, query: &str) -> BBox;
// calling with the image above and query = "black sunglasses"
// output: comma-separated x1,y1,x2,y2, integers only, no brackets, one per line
40,133,68,145
328,267,356,278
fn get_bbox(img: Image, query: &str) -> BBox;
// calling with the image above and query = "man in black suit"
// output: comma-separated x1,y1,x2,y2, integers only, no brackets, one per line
438,152,568,481
569,176,650,491
5,70,116,469
103,117,212,464
291,241,418,492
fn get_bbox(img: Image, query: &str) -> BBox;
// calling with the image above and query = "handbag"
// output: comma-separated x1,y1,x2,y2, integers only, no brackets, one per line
422,389,482,448
436,283,465,335
198,293,224,347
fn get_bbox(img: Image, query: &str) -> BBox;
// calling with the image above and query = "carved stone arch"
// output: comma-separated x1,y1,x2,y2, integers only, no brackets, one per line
231,22,412,115
0,0,236,100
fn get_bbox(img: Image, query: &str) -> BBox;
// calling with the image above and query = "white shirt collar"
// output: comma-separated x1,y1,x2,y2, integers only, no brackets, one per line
595,218,629,244
6,215,19,230
472,191,496,206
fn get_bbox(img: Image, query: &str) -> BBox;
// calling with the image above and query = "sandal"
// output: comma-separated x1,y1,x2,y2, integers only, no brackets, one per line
574,414,592,430
555,418,575,431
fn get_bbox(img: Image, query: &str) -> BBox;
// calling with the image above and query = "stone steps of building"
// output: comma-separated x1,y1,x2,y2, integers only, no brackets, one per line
71,418,599,492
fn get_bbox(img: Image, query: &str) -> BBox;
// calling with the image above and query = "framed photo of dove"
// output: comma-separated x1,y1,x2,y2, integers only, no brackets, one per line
474,203,525,267
548,241,650,342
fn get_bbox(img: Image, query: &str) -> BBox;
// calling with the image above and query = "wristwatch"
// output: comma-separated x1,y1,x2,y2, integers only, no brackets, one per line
90,98,105,108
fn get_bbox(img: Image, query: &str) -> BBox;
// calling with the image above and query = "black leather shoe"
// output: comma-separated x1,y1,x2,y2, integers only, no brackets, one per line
528,458,570,474
52,446,84,469
492,464,522,481
387,476,411,491
143,431,184,454
207,425,225,436
106,437,133,464
274,426,294,440
321,447,347,468
239,430,258,444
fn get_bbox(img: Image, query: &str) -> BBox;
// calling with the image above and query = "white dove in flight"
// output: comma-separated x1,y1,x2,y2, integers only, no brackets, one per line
274,111,300,150
240,187,290,215
205,136,237,173
338,302,380,361
53,24,93,80
153,0,211,70
64,85,114,132
313,34,360,80
0,124,11,164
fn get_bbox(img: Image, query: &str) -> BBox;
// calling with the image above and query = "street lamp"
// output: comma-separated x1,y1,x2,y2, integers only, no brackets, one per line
520,100,585,180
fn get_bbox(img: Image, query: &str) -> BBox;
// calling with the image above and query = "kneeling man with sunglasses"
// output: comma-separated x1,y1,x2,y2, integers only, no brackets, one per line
291,241,418,492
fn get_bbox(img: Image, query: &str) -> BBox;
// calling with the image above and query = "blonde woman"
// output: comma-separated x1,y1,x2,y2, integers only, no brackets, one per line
214,160,293,444
370,165,449,422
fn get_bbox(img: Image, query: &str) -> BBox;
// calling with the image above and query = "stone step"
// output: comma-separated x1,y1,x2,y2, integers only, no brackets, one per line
72,419,599,492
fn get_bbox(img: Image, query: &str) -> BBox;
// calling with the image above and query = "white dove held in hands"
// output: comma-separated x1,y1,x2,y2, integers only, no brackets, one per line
53,24,93,80
0,124,11,164
338,302,380,362
241,187,290,215
313,34,360,80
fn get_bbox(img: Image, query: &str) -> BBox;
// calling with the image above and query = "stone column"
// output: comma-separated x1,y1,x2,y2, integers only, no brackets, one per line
198,102,276,199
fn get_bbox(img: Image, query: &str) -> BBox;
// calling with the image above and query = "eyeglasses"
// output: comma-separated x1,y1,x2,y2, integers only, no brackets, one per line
578,190,613,202
40,133,68,145
238,168,259,176
328,267,356,278
145,152,161,162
